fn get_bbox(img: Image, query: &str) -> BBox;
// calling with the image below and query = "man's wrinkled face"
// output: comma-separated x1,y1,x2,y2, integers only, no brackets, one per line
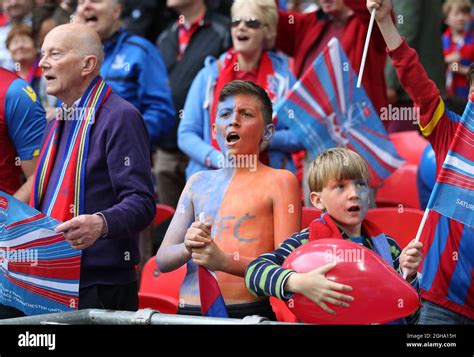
76,0,121,40
39,29,83,101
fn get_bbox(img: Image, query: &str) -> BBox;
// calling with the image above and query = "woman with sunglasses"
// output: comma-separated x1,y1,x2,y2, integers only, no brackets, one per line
178,0,303,179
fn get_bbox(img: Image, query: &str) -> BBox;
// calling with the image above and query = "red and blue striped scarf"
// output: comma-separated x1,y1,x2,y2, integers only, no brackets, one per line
30,76,111,222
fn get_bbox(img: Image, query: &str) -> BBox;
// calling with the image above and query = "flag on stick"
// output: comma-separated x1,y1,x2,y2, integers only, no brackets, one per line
274,38,404,186
426,100,474,227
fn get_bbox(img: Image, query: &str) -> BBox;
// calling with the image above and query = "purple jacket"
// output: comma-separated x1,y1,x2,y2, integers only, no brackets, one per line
40,91,156,288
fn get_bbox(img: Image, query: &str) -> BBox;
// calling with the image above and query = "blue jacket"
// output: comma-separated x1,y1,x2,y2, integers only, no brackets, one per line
178,51,303,179
102,28,175,145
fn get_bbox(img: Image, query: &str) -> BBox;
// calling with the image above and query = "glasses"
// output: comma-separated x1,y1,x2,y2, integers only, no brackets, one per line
231,17,265,29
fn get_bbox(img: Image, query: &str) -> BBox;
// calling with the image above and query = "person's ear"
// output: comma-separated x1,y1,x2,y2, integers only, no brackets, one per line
262,123,275,141
211,123,217,140
82,55,98,76
310,191,326,210
113,1,122,21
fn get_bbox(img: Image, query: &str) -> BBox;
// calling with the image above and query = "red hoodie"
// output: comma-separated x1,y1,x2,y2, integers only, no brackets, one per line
276,0,388,114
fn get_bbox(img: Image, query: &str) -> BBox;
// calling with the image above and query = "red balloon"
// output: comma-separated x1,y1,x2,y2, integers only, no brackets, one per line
282,239,420,324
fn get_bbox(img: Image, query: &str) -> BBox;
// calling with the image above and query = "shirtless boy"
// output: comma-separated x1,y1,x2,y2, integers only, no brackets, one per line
156,80,301,319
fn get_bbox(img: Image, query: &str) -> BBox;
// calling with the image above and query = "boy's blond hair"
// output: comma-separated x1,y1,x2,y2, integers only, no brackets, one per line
307,148,370,192
443,0,472,18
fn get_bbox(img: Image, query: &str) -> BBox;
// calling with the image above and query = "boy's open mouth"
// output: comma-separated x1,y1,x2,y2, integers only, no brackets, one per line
226,132,241,145
347,205,361,212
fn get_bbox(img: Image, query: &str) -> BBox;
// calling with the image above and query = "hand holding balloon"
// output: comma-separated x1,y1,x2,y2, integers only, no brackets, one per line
284,261,354,315
282,239,421,324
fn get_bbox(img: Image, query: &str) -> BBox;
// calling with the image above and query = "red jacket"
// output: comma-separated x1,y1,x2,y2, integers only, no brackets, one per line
276,1,388,113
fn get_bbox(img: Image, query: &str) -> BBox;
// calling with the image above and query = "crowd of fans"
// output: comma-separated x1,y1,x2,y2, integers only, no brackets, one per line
2,0,473,206
0,0,472,324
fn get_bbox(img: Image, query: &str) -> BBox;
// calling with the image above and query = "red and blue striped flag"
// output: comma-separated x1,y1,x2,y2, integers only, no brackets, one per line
0,192,81,315
426,100,474,227
274,38,404,186
198,266,228,317
197,212,228,318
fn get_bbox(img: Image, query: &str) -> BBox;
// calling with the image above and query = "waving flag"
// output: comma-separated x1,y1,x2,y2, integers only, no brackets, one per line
0,192,81,316
426,100,474,227
274,38,404,186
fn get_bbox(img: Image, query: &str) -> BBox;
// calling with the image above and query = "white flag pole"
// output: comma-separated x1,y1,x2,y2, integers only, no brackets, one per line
402,207,430,279
357,8,376,88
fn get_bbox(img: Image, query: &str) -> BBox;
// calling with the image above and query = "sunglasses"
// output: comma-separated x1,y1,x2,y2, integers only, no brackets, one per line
231,17,265,29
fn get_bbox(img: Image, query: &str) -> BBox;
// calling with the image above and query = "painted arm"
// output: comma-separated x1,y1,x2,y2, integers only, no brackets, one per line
156,175,197,272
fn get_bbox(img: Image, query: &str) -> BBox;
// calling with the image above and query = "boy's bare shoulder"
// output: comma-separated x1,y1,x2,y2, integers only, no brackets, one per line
260,166,299,188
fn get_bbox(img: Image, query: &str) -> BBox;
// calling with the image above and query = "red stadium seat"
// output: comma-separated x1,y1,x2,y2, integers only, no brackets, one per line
365,207,424,249
376,164,421,209
389,131,428,165
301,207,322,228
154,204,175,226
138,257,186,313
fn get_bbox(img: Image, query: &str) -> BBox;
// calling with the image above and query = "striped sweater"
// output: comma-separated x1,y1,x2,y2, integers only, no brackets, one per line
245,227,421,324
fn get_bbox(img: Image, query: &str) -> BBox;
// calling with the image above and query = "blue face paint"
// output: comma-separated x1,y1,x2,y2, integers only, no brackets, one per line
215,96,236,155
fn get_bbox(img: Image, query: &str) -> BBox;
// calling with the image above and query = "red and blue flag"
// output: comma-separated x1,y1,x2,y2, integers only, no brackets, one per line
199,266,228,318
426,99,474,227
274,38,404,186
0,192,81,315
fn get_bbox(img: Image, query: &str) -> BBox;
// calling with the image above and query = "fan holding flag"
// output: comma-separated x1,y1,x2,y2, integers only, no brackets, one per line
156,80,301,319
367,0,474,323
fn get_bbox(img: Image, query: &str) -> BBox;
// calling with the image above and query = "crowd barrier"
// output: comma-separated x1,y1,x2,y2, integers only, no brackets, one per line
0,309,294,325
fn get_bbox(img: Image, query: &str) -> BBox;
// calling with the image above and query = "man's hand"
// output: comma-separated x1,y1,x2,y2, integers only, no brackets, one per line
367,0,392,23
284,261,354,314
400,240,423,280
56,214,106,250
184,221,213,255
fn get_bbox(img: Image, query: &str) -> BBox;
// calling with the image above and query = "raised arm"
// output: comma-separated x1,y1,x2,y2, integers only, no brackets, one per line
368,0,458,151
